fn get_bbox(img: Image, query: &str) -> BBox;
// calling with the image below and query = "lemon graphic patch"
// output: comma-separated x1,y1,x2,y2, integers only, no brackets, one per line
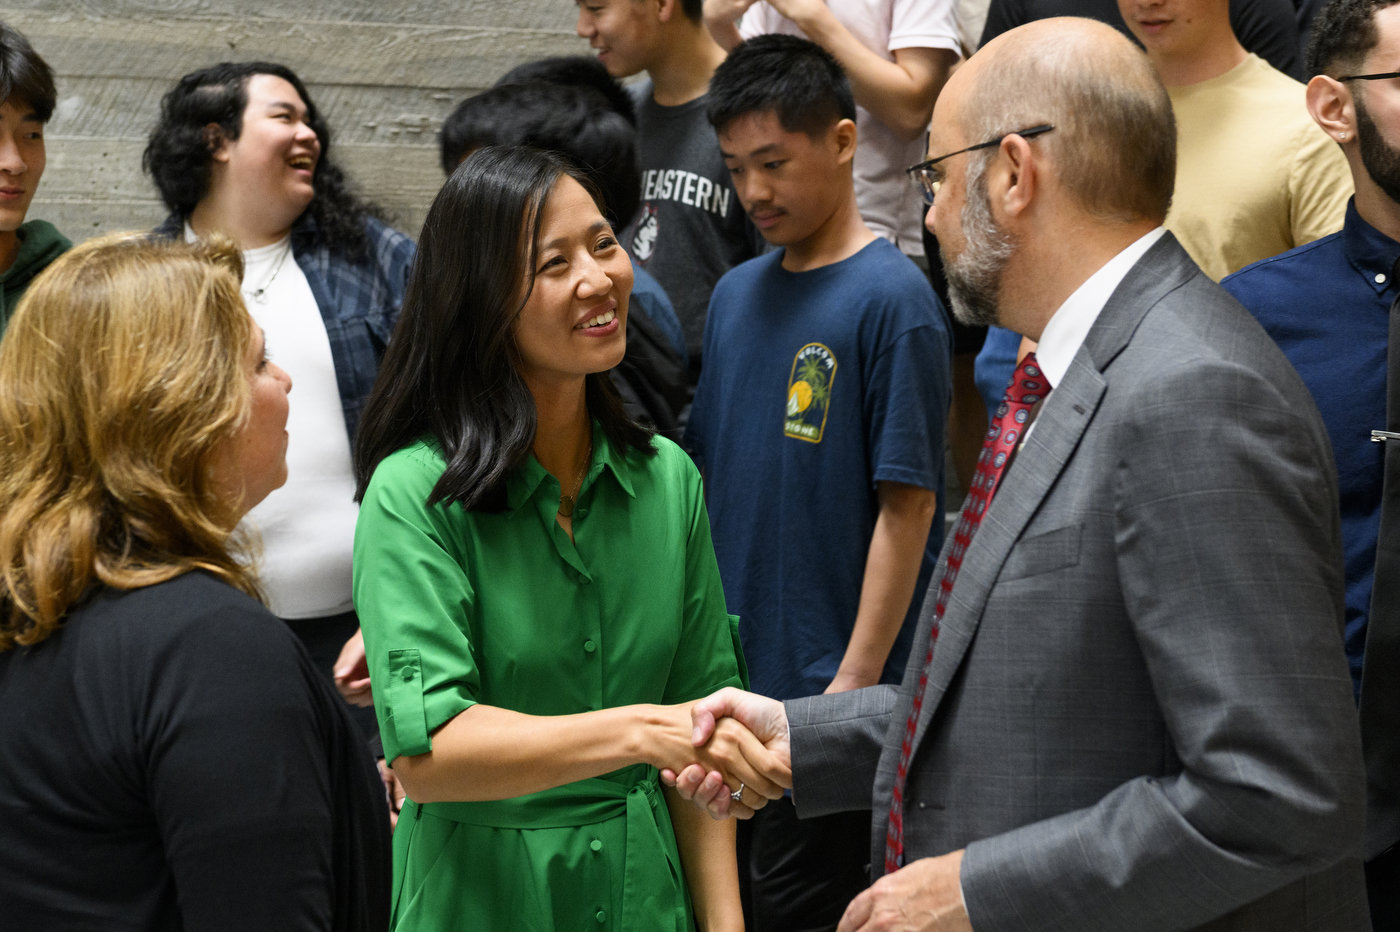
785,343,836,443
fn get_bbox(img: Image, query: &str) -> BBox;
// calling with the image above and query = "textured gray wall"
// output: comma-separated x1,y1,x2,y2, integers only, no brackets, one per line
5,0,590,241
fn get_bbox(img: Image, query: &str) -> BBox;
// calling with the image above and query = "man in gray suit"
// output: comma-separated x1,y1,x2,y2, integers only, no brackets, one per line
668,16,1370,931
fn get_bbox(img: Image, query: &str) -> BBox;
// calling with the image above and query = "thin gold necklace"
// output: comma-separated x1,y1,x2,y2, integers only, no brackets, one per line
558,440,593,518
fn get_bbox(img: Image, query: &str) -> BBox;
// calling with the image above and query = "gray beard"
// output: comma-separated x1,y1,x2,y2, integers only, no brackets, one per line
940,154,1013,329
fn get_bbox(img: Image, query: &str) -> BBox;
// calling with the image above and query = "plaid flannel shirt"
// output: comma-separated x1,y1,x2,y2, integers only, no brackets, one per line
156,212,416,441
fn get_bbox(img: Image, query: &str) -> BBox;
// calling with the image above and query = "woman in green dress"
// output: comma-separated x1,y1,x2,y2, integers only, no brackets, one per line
351,146,784,931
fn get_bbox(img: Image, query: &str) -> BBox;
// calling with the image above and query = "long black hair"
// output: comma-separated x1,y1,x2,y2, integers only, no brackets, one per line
142,61,380,258
353,146,654,512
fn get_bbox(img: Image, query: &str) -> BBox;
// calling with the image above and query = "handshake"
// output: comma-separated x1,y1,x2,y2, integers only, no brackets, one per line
658,687,793,819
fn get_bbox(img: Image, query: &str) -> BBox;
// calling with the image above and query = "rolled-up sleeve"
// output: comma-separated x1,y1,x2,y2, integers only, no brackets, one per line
354,449,479,763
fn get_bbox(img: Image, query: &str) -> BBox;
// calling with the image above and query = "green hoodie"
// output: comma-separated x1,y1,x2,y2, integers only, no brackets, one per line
0,220,72,333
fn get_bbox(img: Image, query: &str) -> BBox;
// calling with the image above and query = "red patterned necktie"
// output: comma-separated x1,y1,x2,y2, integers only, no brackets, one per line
884,352,1051,874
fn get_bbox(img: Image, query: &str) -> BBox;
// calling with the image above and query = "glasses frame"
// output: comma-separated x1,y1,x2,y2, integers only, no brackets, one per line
1339,72,1400,81
906,123,1055,205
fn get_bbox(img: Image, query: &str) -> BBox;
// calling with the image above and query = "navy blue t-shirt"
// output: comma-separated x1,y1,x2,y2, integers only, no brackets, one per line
1222,199,1395,698
686,238,951,701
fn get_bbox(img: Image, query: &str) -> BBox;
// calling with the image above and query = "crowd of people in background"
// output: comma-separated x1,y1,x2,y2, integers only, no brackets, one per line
0,0,1396,928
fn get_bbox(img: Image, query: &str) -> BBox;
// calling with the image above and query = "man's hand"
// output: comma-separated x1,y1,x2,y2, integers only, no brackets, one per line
660,687,791,819
333,628,374,707
837,851,971,932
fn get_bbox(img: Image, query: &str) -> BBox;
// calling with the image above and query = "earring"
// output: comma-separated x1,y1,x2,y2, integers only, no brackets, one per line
1338,132,1349,140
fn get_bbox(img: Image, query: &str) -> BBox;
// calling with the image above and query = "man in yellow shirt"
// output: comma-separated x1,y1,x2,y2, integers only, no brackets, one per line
1119,0,1353,280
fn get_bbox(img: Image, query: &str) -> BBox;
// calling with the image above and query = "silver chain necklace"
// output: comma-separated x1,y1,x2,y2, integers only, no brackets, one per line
244,240,293,305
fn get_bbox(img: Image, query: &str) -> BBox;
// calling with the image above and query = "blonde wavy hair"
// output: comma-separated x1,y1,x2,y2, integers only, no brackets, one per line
0,232,261,651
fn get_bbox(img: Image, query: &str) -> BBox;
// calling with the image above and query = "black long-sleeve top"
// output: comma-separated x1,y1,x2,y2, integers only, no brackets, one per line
0,571,391,931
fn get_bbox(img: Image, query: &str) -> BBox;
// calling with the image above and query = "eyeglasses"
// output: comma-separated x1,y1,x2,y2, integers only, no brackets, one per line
1340,72,1400,82
906,123,1055,205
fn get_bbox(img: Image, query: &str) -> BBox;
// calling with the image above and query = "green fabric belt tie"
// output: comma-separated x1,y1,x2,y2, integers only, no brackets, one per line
420,764,686,931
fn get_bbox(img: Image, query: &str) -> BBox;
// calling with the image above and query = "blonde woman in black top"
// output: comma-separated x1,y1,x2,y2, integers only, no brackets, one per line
0,234,390,931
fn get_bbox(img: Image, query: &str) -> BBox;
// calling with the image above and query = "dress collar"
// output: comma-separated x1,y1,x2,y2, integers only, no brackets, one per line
506,420,637,514
1342,197,1400,299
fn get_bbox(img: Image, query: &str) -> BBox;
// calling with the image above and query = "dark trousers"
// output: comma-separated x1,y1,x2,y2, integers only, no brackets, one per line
742,795,871,932
1368,844,1399,930
283,610,380,740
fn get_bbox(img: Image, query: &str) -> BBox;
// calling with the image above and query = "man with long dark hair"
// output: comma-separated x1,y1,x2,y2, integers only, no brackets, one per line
0,21,68,333
143,62,415,736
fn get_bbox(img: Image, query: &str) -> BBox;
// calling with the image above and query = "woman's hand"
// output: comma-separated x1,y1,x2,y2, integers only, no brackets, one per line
661,688,793,820
639,704,787,816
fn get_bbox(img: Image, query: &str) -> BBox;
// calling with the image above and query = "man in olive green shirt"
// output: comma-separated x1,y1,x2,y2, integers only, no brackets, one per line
0,23,70,332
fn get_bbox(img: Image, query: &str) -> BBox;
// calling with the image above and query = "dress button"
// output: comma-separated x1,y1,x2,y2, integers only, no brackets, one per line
591,839,603,852
402,668,415,682
596,910,607,923
584,639,596,653
580,575,592,585
578,508,588,518
1379,273,1389,284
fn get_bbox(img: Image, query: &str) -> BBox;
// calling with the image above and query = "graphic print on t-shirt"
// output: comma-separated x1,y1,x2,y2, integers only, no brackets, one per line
632,205,659,262
785,343,837,443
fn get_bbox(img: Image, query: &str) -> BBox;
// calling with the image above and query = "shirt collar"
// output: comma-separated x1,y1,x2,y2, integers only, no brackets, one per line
1342,197,1400,299
1033,227,1168,388
505,420,636,514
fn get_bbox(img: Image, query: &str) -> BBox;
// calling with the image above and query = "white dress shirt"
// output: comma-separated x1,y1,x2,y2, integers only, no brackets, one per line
1033,227,1168,389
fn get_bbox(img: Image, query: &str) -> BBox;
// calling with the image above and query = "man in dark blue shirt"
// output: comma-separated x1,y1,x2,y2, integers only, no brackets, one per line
685,36,949,931
1221,0,1400,919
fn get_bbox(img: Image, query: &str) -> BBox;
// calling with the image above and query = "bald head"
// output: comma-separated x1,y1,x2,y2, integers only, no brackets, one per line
947,18,1176,224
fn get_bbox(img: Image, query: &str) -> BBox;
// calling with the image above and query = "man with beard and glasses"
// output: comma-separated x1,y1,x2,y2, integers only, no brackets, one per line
665,16,1371,932
1222,0,1400,921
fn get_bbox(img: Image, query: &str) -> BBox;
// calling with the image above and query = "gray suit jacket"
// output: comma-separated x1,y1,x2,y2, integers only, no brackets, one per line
786,236,1370,932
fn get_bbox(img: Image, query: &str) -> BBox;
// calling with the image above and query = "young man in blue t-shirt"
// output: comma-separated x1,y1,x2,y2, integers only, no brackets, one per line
684,34,951,931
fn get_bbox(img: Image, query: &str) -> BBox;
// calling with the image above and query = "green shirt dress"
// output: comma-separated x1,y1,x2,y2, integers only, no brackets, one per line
354,428,746,932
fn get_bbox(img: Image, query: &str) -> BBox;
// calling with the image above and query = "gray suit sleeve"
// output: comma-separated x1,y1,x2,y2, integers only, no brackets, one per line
786,684,898,818
961,357,1366,932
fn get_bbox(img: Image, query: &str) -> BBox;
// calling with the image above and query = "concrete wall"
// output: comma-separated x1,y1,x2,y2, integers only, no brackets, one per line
4,0,590,241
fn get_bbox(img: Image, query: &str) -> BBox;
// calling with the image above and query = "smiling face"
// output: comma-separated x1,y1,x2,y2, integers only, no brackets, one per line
209,74,321,234
718,109,854,249
575,0,660,78
210,323,293,521
0,97,45,236
513,175,632,390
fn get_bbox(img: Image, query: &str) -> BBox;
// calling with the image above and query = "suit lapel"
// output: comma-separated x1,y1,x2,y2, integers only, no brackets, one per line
907,234,1199,755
